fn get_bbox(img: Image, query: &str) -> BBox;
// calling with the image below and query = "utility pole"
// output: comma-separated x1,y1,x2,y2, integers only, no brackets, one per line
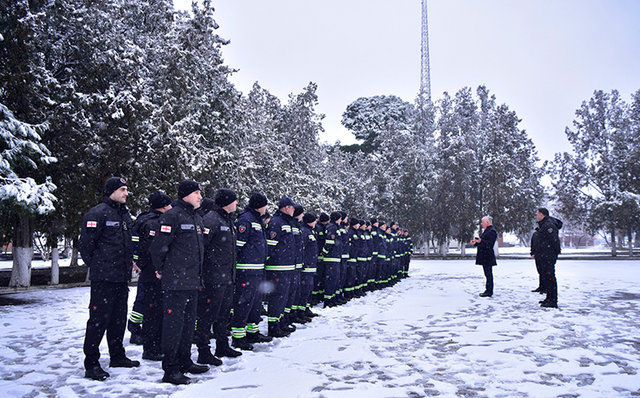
420,0,431,102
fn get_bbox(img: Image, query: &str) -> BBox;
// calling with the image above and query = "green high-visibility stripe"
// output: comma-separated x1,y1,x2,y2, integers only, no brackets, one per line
302,268,317,273
323,257,340,263
131,236,139,242
237,263,264,270
265,265,295,271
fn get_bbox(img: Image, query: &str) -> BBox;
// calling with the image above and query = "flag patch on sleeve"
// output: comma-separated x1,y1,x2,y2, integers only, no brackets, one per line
204,228,210,234
149,230,156,236
160,225,172,233
87,221,97,228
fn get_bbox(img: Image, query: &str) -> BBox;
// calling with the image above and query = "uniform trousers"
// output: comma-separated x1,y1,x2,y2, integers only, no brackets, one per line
161,289,198,374
142,279,163,355
231,271,263,338
83,281,128,369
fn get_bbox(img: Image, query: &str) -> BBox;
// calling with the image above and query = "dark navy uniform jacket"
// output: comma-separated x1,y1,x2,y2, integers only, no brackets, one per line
79,197,133,283
131,209,162,283
235,206,267,271
202,205,237,288
321,222,342,262
533,216,562,260
265,210,296,271
150,199,205,291
302,224,318,273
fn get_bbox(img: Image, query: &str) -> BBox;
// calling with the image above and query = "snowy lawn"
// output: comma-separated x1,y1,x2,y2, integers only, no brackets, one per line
1,259,639,397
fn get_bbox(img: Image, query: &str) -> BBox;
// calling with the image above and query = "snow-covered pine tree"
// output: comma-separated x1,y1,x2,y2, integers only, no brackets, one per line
551,90,635,256
0,103,56,287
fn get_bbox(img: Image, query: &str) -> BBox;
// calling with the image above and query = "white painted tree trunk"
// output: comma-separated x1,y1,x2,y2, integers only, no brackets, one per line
460,242,466,256
9,247,33,287
439,242,448,256
51,247,59,285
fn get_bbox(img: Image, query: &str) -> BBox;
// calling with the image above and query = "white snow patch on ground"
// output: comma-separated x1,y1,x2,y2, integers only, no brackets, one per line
0,259,639,397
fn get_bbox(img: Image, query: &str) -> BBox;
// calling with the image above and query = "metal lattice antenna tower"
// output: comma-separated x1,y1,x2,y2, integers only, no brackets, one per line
420,0,431,101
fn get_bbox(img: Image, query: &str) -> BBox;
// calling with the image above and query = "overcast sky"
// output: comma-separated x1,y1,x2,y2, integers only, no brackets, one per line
174,0,640,162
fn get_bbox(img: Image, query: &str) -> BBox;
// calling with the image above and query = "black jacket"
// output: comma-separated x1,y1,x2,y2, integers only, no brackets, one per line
532,216,562,259
474,225,498,266
79,198,133,283
150,200,205,291
202,205,237,288
131,209,163,283
265,210,296,271
302,224,318,272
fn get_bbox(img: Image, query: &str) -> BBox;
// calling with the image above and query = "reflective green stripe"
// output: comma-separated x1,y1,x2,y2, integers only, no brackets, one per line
131,236,139,242
236,241,246,246
133,254,139,260
265,265,296,271
267,239,278,245
302,268,317,273
348,259,357,263
325,239,335,244
323,257,341,263
378,255,386,258
267,316,279,323
341,254,349,258
251,222,261,229
357,257,367,261
296,264,303,269
237,263,264,270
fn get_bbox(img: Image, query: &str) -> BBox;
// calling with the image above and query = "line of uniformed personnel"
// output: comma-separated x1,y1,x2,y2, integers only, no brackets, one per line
79,178,413,385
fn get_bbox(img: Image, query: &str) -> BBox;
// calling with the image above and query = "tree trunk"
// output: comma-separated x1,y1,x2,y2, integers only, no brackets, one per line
51,247,59,285
424,239,430,257
70,236,79,267
611,227,617,257
9,215,33,288
460,241,466,256
439,241,448,256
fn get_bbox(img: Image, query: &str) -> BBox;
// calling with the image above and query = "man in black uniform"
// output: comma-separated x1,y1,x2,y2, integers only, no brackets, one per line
231,192,272,348
131,191,172,361
80,177,139,381
196,188,242,360
533,208,562,308
151,180,209,385
312,212,329,305
322,211,343,307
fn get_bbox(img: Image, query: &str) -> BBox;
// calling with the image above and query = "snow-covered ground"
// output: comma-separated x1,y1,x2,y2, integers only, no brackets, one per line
1,259,639,397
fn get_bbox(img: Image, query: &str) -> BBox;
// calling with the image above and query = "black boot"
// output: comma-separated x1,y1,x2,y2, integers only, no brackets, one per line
142,351,164,361
304,308,319,318
182,363,209,374
268,323,290,338
162,372,191,385
215,337,242,358
85,365,110,381
232,337,254,351
129,333,143,345
110,356,140,368
540,301,558,308
246,332,273,343
197,347,222,366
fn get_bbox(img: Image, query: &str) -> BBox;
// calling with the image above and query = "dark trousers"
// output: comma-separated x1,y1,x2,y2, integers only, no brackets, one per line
534,257,545,291
482,265,494,295
285,269,301,317
323,261,339,299
267,270,291,326
195,282,234,348
540,257,558,303
231,272,263,336
339,258,347,292
313,261,325,298
345,261,357,292
297,272,315,309
162,289,197,374
83,281,128,369
142,279,163,355
128,279,145,334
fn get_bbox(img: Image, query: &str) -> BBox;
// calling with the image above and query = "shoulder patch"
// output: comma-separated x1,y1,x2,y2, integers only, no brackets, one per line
270,231,277,239
238,225,247,233
160,225,172,233
547,228,553,233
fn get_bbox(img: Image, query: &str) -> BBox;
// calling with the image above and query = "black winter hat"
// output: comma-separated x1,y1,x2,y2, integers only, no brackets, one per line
200,198,216,214
293,204,304,217
249,192,268,209
303,212,317,224
149,191,172,209
370,217,378,224
330,211,342,222
104,177,127,197
215,188,238,207
350,218,360,227
178,180,202,199
319,212,330,222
